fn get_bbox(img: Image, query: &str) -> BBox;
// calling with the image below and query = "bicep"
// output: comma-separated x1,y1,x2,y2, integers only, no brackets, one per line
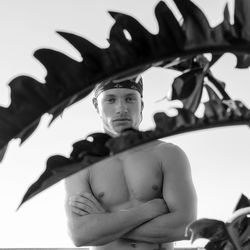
160,144,197,221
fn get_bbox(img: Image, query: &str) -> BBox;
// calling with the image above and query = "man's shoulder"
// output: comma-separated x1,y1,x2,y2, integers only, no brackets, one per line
153,140,189,169
64,166,90,190
153,140,182,153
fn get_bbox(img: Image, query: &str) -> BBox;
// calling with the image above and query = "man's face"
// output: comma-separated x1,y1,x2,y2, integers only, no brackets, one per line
94,88,143,137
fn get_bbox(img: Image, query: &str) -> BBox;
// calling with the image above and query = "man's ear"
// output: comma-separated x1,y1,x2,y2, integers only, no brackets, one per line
92,97,99,113
141,100,144,111
140,100,144,124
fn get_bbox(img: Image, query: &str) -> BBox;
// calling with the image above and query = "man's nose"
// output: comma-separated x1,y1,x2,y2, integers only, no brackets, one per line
116,100,128,114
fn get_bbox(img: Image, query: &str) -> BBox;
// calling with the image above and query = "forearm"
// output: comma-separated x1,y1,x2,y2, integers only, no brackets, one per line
122,211,194,243
69,203,160,246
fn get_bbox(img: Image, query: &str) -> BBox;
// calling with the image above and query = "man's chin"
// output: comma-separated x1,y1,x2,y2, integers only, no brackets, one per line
113,124,132,135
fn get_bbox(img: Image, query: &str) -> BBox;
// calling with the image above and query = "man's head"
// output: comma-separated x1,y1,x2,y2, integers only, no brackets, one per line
92,77,144,137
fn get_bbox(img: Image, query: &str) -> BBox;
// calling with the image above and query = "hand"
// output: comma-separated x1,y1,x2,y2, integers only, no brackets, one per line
69,192,106,216
145,198,169,217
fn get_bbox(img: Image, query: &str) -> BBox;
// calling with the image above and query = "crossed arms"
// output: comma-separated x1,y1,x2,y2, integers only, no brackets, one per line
64,143,197,247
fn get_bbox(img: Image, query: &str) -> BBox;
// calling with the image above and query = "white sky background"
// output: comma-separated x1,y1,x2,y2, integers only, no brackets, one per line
0,0,249,248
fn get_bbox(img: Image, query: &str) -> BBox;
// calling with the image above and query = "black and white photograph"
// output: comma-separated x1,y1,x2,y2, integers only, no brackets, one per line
0,0,250,249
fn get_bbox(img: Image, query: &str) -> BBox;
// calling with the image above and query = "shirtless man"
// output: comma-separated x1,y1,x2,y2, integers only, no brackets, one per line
64,77,197,250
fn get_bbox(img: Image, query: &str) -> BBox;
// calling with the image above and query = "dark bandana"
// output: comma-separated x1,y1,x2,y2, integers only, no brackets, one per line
94,77,143,98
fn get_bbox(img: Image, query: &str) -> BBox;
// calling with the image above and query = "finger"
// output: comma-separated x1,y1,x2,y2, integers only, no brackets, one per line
69,198,93,211
80,192,102,207
70,195,95,209
71,206,88,216
70,193,105,213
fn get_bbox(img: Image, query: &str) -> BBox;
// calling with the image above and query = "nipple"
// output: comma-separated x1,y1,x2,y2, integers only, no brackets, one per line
98,192,105,199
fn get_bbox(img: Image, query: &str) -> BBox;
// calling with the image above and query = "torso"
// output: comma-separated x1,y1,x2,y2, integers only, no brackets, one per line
89,140,173,250
90,141,163,211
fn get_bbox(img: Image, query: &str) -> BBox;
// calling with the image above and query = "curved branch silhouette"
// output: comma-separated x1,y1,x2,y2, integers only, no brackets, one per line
0,0,249,207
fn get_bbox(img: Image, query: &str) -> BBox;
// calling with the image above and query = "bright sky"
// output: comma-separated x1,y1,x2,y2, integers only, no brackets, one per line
0,0,250,248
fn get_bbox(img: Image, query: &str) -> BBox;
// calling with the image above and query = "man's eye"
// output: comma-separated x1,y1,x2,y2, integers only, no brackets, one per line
106,98,115,103
126,97,135,102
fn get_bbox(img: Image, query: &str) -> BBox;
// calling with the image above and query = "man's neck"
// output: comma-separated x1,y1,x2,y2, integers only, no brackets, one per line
103,126,140,138
103,129,119,138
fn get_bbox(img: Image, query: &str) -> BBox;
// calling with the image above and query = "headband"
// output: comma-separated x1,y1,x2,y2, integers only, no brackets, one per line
94,77,143,98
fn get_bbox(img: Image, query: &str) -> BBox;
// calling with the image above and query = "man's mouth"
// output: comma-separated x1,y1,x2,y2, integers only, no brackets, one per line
113,118,131,122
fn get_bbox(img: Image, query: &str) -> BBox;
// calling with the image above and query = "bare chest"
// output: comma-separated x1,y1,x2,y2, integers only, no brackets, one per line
89,150,163,210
